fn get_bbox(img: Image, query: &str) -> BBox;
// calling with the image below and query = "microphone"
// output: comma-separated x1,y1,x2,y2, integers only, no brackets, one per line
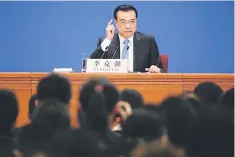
111,46,119,59
101,46,109,59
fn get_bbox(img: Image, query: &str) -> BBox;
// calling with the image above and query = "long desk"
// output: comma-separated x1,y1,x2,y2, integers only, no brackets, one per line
0,73,233,127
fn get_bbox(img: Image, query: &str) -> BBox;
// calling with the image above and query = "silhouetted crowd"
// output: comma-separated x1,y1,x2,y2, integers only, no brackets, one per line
0,73,233,157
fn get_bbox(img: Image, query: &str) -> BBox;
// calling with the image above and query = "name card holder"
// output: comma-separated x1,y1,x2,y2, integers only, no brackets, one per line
86,59,128,73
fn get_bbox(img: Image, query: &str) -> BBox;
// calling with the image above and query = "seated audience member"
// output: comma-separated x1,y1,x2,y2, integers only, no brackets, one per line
186,107,233,157
0,89,19,157
78,77,136,156
79,77,119,131
14,98,70,157
158,96,196,154
13,73,72,157
122,108,167,144
219,87,234,110
131,140,185,157
35,73,72,127
113,89,144,131
193,82,223,107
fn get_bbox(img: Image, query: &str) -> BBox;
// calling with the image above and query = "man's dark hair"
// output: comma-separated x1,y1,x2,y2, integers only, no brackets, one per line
114,5,138,20
193,82,223,107
36,73,72,104
28,94,37,120
122,108,165,142
0,89,19,132
120,89,144,109
0,89,19,157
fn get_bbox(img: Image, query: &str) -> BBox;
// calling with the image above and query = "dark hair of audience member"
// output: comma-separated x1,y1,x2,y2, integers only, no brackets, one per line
186,108,233,157
0,89,19,136
79,77,119,114
28,94,37,120
122,108,166,142
193,82,223,107
0,89,19,157
114,88,144,124
36,73,72,104
219,87,234,110
120,88,144,109
158,96,196,147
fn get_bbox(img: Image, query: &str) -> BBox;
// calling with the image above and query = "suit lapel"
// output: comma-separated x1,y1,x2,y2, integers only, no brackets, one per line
107,34,120,59
133,32,143,71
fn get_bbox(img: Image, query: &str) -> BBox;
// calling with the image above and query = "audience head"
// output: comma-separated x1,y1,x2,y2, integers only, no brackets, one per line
0,89,19,134
79,77,119,115
158,96,196,147
193,82,223,107
120,88,144,109
36,73,72,105
122,108,166,143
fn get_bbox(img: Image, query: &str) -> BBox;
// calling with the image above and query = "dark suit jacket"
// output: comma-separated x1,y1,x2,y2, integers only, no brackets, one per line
90,32,164,73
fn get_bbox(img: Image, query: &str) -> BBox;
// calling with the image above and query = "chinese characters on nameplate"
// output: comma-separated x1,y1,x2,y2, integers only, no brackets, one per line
86,59,128,73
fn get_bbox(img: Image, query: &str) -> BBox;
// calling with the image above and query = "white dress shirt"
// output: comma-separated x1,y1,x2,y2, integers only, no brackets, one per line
101,35,134,72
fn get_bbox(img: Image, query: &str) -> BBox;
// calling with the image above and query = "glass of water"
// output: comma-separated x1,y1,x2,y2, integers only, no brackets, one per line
81,53,90,72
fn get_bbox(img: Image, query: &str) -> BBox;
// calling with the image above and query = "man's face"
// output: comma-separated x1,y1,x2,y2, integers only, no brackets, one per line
115,10,137,39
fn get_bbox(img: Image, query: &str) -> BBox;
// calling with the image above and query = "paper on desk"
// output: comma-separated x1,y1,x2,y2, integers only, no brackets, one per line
53,68,73,72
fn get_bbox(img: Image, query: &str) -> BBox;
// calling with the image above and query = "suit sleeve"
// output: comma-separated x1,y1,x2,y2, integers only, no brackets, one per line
90,37,105,59
150,37,164,73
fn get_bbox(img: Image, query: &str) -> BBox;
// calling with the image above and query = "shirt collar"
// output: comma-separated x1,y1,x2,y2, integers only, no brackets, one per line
118,34,134,45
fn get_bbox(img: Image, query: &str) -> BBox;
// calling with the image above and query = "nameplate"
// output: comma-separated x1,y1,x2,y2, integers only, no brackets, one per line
86,59,128,73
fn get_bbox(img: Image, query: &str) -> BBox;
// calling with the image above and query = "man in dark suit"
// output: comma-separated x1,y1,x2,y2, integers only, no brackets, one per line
90,4,164,73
